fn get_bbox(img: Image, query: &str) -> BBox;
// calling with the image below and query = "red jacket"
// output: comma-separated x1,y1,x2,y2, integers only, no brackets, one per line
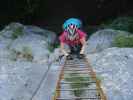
59,29,86,46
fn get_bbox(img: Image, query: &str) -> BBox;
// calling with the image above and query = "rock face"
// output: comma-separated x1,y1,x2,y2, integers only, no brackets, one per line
0,60,49,100
85,29,130,53
10,33,50,62
0,22,59,100
0,22,57,62
0,23,57,44
87,47,133,100
1,22,133,100
24,25,57,45
0,23,24,38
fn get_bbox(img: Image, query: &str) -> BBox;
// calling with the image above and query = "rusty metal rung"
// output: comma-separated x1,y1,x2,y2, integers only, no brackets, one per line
60,81,96,84
62,68,89,71
56,97,100,100
64,76,96,79
56,88,98,91
64,65,86,68
64,71,91,74
65,64,86,66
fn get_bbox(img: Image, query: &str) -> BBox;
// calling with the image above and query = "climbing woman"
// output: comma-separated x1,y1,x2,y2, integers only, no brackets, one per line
59,18,87,58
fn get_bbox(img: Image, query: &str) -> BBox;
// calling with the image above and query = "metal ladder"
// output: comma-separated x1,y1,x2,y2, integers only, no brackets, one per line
53,55,107,100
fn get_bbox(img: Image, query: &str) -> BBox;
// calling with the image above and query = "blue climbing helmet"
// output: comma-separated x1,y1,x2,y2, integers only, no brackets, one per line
63,18,82,41
63,18,82,29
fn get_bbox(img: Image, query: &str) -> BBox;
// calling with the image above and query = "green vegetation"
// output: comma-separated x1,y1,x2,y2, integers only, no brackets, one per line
10,49,18,61
65,73,91,97
12,27,24,39
47,45,54,52
113,34,133,47
47,43,60,52
101,16,133,33
10,46,33,61
22,46,33,61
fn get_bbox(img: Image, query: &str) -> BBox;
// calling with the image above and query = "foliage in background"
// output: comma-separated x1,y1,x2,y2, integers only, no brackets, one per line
24,0,40,14
47,45,54,53
10,46,33,61
113,34,133,47
12,27,24,39
101,16,133,33
10,49,18,61
22,46,33,61
47,43,60,52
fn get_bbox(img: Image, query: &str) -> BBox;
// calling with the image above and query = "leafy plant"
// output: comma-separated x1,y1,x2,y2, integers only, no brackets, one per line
10,49,18,61
22,46,33,61
54,43,60,48
113,34,133,47
24,0,41,14
47,43,60,52
101,16,133,33
10,46,33,61
47,45,54,52
12,27,24,39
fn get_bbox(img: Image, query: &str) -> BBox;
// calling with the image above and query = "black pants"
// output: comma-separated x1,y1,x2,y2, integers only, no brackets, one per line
69,44,82,55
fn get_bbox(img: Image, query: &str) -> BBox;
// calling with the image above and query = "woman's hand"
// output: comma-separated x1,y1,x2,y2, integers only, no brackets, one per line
80,37,86,54
64,51,69,56
80,49,84,54
60,42,69,56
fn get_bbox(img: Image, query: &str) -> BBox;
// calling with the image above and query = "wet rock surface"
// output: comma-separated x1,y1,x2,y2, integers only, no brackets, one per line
86,29,130,53
0,23,59,100
87,47,133,100
0,22,133,100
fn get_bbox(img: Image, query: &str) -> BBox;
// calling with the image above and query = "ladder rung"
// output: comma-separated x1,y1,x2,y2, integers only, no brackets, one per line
63,68,89,71
65,64,86,66
64,72,90,74
64,66,86,68
64,76,95,79
56,88,97,91
56,97,99,100
60,81,96,84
